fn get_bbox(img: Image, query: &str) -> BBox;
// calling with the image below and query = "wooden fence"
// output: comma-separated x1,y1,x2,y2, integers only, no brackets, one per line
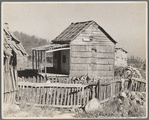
15,75,146,108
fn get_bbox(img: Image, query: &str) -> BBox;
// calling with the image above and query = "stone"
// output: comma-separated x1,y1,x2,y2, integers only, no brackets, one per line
130,99,137,106
135,97,143,105
3,103,11,113
85,98,103,113
70,108,76,113
10,104,20,112
123,98,131,107
141,92,146,98
46,80,51,83
136,92,145,101
143,101,146,107
120,92,127,98
71,106,83,113
3,103,20,113
127,92,132,98
117,99,123,104
130,92,136,100
117,104,124,112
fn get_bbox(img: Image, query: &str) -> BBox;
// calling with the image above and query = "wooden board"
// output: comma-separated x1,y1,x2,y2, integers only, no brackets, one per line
72,36,114,46
70,70,114,77
71,64,113,71
71,41,114,45
18,82,88,88
71,51,115,58
71,58,114,64
71,45,114,52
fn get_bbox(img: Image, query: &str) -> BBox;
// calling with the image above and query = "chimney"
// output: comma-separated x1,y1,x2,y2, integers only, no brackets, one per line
4,22,9,29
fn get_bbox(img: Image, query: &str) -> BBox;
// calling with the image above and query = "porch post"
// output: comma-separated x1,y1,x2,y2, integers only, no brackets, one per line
45,51,47,78
35,50,37,70
38,50,40,70
41,50,42,62
41,51,42,73
32,50,34,69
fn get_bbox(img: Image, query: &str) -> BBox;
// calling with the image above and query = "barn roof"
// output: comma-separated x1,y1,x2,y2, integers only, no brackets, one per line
3,27,28,57
52,20,117,44
115,48,128,53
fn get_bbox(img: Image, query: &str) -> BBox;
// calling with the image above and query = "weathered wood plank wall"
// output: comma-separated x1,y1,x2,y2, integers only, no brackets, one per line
70,23,115,77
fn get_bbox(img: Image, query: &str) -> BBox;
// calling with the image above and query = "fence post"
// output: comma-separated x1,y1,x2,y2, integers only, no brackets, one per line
98,79,100,100
111,77,114,97
92,86,95,99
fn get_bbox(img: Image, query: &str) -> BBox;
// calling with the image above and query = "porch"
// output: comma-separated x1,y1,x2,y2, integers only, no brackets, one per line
32,43,70,77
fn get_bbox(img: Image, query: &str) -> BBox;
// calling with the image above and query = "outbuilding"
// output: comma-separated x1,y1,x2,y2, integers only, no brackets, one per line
115,48,128,67
3,23,28,103
32,20,117,78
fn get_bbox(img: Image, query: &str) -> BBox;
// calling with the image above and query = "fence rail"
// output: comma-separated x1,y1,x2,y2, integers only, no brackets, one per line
16,75,146,108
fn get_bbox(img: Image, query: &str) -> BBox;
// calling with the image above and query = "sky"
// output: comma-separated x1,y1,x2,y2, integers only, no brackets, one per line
2,2,147,59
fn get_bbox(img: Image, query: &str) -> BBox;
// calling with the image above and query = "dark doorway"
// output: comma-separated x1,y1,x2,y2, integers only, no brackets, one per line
57,51,61,73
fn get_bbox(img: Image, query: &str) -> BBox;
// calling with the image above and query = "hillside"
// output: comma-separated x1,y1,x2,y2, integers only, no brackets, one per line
13,31,50,56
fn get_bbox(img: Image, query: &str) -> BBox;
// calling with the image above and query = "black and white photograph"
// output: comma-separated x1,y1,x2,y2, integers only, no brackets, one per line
2,2,148,118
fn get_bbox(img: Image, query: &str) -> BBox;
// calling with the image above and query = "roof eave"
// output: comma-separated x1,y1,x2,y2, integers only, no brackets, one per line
115,48,128,53
52,40,71,44
93,21,117,44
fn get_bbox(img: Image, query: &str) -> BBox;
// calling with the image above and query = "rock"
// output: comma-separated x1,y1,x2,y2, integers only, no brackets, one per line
130,99,137,106
3,103,20,113
130,92,136,100
135,97,143,105
117,104,124,112
70,108,76,113
85,98,103,113
120,92,127,98
143,101,146,107
46,80,51,83
3,103,11,113
127,92,132,98
136,92,145,101
117,99,123,104
141,92,146,98
123,98,131,107
71,106,83,113
10,104,20,112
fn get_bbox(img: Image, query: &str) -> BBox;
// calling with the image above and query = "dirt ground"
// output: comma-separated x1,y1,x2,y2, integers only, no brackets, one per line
3,87,146,119
2,105,80,119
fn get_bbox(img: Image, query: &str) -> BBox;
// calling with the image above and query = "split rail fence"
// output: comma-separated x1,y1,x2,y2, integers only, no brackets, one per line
15,75,146,108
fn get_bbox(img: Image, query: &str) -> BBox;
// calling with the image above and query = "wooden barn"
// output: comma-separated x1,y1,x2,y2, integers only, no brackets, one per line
32,20,117,78
115,48,128,67
3,23,28,103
